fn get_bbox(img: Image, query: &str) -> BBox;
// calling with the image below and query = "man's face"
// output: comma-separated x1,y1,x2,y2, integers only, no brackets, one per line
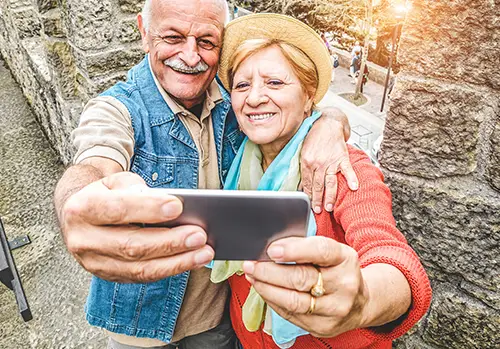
138,0,225,108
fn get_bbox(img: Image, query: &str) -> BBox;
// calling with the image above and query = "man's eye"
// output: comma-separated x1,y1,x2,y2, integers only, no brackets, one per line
163,36,183,44
198,39,216,50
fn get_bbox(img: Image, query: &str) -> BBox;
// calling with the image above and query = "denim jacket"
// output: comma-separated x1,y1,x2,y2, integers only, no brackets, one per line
84,56,244,342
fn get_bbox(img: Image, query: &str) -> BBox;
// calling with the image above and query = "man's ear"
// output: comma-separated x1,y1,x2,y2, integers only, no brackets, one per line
137,13,150,53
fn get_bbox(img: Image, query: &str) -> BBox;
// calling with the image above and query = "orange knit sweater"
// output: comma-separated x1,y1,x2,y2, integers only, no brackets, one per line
229,147,432,349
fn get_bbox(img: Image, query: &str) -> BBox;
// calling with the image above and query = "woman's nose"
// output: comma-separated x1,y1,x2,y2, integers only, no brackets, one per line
246,85,268,107
178,37,201,67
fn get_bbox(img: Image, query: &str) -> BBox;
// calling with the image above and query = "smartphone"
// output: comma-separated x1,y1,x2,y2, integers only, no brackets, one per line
148,189,311,260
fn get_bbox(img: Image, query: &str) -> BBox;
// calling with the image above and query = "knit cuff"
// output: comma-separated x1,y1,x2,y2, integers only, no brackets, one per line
357,245,432,341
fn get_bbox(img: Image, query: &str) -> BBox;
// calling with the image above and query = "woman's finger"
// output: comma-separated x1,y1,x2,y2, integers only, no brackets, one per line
243,261,320,292
251,278,339,319
267,236,352,267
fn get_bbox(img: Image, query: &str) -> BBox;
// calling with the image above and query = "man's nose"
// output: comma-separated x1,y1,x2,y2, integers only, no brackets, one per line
246,84,268,107
178,37,201,67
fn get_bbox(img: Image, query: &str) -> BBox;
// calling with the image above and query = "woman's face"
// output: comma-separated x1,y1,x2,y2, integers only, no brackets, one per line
230,46,313,149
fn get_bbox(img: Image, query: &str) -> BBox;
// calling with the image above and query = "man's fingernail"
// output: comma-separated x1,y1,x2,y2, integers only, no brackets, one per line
326,204,333,212
243,261,255,275
350,182,359,190
194,249,213,265
314,206,321,214
185,232,206,248
163,200,182,218
267,245,284,260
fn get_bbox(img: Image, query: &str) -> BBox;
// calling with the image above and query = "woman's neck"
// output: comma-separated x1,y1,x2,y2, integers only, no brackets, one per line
259,140,288,172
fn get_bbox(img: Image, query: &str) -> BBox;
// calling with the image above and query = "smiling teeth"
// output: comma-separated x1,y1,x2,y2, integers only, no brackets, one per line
249,113,274,120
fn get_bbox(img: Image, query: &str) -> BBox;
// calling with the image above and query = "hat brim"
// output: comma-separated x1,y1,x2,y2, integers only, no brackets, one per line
219,13,332,104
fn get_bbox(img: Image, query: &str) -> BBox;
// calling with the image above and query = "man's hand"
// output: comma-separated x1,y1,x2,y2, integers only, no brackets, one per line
56,170,214,283
301,107,359,213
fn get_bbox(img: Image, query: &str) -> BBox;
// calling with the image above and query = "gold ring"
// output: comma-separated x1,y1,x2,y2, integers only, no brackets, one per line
307,295,316,315
310,268,326,297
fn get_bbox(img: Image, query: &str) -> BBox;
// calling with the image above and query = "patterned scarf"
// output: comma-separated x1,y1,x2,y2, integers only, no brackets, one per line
210,111,322,347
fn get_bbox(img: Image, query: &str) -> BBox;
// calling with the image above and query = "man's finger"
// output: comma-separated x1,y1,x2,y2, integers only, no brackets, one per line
339,158,359,191
266,236,348,267
311,167,326,214
299,160,314,199
68,225,210,262
81,245,215,283
101,171,148,191
323,165,338,211
64,184,183,226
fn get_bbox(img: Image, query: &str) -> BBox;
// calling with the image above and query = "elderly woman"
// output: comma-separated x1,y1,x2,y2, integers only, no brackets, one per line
211,14,432,349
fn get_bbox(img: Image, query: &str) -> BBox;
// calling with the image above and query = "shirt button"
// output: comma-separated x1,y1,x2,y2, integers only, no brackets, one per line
152,172,158,181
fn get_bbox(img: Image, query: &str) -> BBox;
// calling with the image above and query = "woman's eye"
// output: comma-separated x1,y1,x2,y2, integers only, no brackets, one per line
234,82,249,90
268,80,284,86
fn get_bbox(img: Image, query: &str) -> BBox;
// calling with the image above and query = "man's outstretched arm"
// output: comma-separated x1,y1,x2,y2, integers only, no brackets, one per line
301,107,359,213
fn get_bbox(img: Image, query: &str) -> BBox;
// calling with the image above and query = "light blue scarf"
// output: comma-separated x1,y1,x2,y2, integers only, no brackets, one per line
223,111,322,347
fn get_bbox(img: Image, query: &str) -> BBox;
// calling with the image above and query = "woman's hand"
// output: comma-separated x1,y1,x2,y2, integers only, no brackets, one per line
301,107,358,214
242,236,369,338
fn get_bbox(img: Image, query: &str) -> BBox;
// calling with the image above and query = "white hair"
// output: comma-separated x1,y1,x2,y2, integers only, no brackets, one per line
142,0,229,32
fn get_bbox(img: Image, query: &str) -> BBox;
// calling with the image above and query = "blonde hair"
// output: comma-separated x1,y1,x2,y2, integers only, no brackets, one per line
228,39,318,103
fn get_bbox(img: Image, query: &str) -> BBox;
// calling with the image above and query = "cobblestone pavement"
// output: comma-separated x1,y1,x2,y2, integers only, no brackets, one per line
0,58,105,348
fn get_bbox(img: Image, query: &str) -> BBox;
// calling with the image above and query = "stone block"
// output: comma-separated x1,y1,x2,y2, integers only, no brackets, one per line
383,171,500,294
423,287,499,348
45,40,77,98
12,7,42,39
66,0,114,50
380,76,497,178
118,0,143,14
37,0,58,13
8,0,32,10
84,47,144,78
117,18,141,43
399,0,500,90
487,121,500,191
41,8,65,38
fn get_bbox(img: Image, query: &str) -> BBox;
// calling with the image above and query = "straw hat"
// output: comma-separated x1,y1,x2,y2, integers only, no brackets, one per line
218,13,332,104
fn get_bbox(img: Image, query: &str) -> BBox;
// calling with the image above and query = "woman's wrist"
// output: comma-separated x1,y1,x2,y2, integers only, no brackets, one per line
359,263,412,328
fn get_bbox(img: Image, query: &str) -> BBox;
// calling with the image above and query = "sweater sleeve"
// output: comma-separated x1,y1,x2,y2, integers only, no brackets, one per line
332,146,432,341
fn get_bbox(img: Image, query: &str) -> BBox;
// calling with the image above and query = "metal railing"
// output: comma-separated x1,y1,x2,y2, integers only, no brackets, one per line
0,217,32,322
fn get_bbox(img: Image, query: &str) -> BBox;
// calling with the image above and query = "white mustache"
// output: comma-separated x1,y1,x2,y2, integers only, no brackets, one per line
163,57,209,74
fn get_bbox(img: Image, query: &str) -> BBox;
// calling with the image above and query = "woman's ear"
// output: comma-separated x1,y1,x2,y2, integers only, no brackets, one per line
304,95,314,115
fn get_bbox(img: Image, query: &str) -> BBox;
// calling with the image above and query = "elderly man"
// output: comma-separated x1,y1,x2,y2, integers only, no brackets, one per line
54,0,358,348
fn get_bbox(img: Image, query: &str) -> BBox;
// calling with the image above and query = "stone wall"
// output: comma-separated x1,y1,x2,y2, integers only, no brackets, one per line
0,0,145,165
0,0,499,348
380,0,500,348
